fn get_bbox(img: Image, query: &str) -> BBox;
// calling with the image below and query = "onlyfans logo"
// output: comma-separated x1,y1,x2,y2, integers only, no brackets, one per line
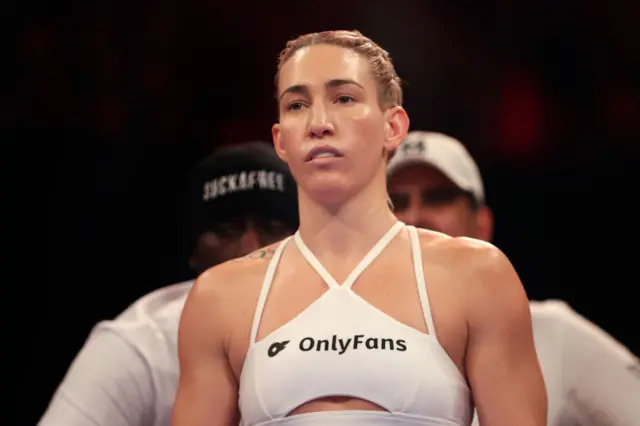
267,335,407,358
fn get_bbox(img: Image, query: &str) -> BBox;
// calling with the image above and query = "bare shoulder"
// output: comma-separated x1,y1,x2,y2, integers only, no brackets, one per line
191,241,285,301
413,228,529,322
182,240,287,339
414,227,506,273
198,241,284,287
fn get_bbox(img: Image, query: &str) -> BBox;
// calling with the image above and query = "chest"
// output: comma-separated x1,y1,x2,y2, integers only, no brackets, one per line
228,245,468,380
261,255,428,338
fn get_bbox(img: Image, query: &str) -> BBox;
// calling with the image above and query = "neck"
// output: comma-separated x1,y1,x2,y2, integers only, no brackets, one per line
296,166,398,258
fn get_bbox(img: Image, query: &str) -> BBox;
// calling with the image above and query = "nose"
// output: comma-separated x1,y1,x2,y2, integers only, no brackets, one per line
238,225,262,255
308,102,335,139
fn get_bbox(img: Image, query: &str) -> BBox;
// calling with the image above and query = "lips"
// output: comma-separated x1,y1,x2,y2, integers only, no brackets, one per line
306,145,344,162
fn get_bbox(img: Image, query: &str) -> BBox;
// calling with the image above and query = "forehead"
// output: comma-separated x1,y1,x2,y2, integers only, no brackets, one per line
278,44,375,92
388,163,458,189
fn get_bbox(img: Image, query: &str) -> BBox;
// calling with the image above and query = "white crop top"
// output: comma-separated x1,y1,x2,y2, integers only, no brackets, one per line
239,222,472,426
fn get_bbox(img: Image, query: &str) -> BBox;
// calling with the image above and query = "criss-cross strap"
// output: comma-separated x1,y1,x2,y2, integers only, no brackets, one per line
294,221,406,290
406,226,437,340
248,237,292,344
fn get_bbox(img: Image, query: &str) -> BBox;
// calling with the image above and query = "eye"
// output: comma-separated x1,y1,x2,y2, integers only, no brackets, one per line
286,101,305,111
335,95,355,104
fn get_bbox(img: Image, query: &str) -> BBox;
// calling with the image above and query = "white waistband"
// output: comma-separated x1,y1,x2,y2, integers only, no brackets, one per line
246,410,462,426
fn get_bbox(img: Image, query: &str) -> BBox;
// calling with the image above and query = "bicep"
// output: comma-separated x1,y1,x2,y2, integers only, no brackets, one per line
559,309,640,424
172,284,239,426
465,249,546,426
38,329,154,426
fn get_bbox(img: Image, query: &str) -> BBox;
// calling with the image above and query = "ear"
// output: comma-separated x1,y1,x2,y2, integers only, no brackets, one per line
475,205,494,242
383,106,410,153
271,123,288,163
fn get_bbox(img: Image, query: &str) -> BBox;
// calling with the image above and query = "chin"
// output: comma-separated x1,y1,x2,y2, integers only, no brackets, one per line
303,173,353,206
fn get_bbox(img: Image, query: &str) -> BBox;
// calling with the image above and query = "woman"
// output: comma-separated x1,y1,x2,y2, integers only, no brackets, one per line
172,30,547,426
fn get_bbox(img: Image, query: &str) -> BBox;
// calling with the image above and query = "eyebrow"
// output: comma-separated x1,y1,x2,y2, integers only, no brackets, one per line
279,79,364,100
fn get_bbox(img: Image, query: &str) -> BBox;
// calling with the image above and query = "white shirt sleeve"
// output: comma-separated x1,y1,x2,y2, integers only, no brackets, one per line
555,306,640,426
38,326,156,426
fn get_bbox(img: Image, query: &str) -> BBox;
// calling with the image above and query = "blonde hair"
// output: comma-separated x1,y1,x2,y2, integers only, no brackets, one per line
275,30,403,109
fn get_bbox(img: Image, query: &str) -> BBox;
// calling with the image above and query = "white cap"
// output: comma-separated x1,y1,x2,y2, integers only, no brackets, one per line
387,131,485,203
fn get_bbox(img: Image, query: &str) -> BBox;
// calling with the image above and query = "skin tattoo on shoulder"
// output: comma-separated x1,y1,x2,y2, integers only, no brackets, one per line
245,247,277,260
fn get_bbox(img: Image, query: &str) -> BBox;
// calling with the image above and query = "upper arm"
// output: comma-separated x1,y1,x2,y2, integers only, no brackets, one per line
463,243,546,426
555,304,640,424
38,328,154,426
172,272,239,426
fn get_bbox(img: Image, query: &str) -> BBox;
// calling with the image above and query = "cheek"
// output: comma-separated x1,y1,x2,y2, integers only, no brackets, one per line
278,119,305,152
344,109,385,155
348,105,382,132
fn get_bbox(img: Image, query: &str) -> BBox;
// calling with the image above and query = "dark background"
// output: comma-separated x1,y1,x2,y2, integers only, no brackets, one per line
5,0,639,424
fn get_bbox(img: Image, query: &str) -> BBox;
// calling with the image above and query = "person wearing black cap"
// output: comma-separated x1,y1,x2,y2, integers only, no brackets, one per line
37,141,299,426
184,141,299,273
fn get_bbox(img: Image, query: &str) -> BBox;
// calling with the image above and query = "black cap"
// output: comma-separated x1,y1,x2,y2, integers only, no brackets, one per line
183,141,299,254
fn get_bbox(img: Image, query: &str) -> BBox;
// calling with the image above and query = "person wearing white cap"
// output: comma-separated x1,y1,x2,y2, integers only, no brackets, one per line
388,130,640,426
387,131,492,241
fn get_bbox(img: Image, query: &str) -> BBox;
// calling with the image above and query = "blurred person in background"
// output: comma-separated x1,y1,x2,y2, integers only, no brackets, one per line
38,141,299,426
387,130,640,426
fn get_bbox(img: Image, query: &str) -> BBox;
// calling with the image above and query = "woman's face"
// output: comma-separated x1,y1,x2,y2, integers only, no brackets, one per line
273,44,408,205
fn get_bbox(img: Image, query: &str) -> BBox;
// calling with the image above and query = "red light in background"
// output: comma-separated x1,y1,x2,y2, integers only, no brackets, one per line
496,69,546,160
